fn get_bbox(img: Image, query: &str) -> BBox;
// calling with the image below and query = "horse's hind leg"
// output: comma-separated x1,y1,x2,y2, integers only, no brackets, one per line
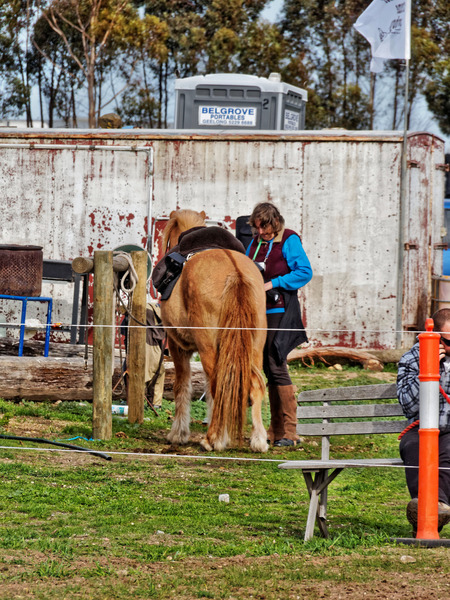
199,382,220,452
195,353,229,452
249,366,268,453
166,340,193,445
201,389,230,452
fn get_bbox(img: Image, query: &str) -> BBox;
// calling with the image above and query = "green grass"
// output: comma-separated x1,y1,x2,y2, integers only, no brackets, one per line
0,365,449,599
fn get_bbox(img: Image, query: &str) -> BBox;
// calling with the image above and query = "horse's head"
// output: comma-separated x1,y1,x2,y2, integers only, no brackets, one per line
162,209,206,252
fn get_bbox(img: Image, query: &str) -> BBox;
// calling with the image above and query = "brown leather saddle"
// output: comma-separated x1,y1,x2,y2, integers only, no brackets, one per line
152,226,245,300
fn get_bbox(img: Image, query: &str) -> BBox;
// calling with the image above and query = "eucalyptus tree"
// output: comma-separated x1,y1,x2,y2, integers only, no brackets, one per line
138,0,277,127
34,0,166,127
237,19,286,76
31,11,84,126
278,0,372,129
423,0,450,135
118,12,169,127
426,61,450,136
0,0,37,124
131,0,205,126
201,0,270,72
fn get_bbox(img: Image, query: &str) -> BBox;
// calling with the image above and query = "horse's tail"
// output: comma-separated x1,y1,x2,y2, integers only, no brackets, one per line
209,256,261,446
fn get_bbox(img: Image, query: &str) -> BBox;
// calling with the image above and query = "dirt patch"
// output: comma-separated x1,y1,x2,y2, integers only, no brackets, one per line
0,551,448,599
3,416,72,439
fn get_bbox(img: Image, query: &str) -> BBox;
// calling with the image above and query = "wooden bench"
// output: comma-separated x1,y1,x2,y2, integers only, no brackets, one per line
278,383,407,541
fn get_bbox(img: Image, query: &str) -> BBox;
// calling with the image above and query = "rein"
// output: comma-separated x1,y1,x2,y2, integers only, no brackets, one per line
440,384,450,404
398,384,450,439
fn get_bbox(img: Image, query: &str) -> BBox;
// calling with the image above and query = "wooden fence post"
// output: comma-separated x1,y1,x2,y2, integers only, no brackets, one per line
92,251,113,440
127,251,147,424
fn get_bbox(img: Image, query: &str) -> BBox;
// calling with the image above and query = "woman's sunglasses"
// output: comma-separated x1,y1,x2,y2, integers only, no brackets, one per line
441,336,450,347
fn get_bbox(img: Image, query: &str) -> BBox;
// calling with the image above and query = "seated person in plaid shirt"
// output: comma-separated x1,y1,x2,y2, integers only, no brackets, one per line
397,308,450,536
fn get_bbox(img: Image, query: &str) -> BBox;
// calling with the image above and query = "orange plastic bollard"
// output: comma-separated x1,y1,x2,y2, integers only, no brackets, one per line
418,318,440,382
417,429,440,539
417,317,440,539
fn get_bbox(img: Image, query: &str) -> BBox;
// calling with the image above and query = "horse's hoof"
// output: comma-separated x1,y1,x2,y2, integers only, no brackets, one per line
167,435,188,445
211,439,226,452
200,438,213,452
250,439,269,453
167,429,190,445
166,431,176,444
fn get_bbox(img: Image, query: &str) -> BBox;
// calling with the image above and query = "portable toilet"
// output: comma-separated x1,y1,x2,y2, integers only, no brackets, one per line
174,73,307,131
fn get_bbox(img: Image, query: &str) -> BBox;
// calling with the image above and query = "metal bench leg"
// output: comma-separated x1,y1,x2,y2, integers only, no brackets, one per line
302,468,344,541
303,471,329,541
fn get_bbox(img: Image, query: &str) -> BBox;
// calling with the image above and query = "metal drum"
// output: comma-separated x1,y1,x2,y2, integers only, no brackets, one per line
0,245,43,296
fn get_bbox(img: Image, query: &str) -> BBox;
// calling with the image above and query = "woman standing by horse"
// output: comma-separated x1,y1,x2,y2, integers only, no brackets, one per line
246,202,313,447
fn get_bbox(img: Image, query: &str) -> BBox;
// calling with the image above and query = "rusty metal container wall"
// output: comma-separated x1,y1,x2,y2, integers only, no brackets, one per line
149,132,444,349
301,140,402,349
0,129,445,350
151,138,401,348
402,133,445,335
1,142,151,255
0,139,152,331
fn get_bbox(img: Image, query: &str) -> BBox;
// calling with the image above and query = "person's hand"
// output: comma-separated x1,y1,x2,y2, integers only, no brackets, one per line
439,341,447,361
264,281,273,291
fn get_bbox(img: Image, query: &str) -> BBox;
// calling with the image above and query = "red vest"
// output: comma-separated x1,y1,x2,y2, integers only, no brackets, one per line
249,229,298,310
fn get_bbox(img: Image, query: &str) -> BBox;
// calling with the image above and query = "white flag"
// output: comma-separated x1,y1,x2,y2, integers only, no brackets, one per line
354,0,411,72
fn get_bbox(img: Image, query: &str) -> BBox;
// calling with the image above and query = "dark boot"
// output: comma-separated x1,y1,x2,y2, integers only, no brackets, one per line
267,385,284,444
277,384,300,444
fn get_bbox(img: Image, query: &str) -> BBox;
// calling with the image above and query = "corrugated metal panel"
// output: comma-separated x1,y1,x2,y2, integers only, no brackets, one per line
0,139,152,331
301,139,402,349
1,141,152,255
0,129,445,350
402,133,445,334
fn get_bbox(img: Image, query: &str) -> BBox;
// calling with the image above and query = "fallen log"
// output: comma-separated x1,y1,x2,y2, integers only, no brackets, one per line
0,356,205,402
287,346,384,372
0,356,102,401
0,338,92,358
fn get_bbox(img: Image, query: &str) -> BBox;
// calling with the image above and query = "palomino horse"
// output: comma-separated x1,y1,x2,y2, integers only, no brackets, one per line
159,209,268,452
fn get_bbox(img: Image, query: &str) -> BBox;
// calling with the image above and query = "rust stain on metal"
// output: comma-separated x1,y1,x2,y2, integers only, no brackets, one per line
118,213,135,228
101,216,112,232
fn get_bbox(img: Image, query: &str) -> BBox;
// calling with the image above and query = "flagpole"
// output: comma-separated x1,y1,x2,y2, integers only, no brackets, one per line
353,0,411,348
396,58,410,348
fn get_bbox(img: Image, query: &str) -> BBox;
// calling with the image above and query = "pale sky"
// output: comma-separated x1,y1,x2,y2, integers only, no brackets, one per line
24,0,449,148
261,0,283,22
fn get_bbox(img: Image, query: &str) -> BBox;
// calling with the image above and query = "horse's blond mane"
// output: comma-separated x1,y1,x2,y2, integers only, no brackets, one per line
162,209,206,252
174,209,206,231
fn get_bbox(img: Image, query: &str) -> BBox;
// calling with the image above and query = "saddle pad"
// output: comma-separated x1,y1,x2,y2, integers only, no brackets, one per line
178,226,245,255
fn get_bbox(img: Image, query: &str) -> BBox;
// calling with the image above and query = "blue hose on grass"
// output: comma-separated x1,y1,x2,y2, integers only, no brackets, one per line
0,434,111,461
